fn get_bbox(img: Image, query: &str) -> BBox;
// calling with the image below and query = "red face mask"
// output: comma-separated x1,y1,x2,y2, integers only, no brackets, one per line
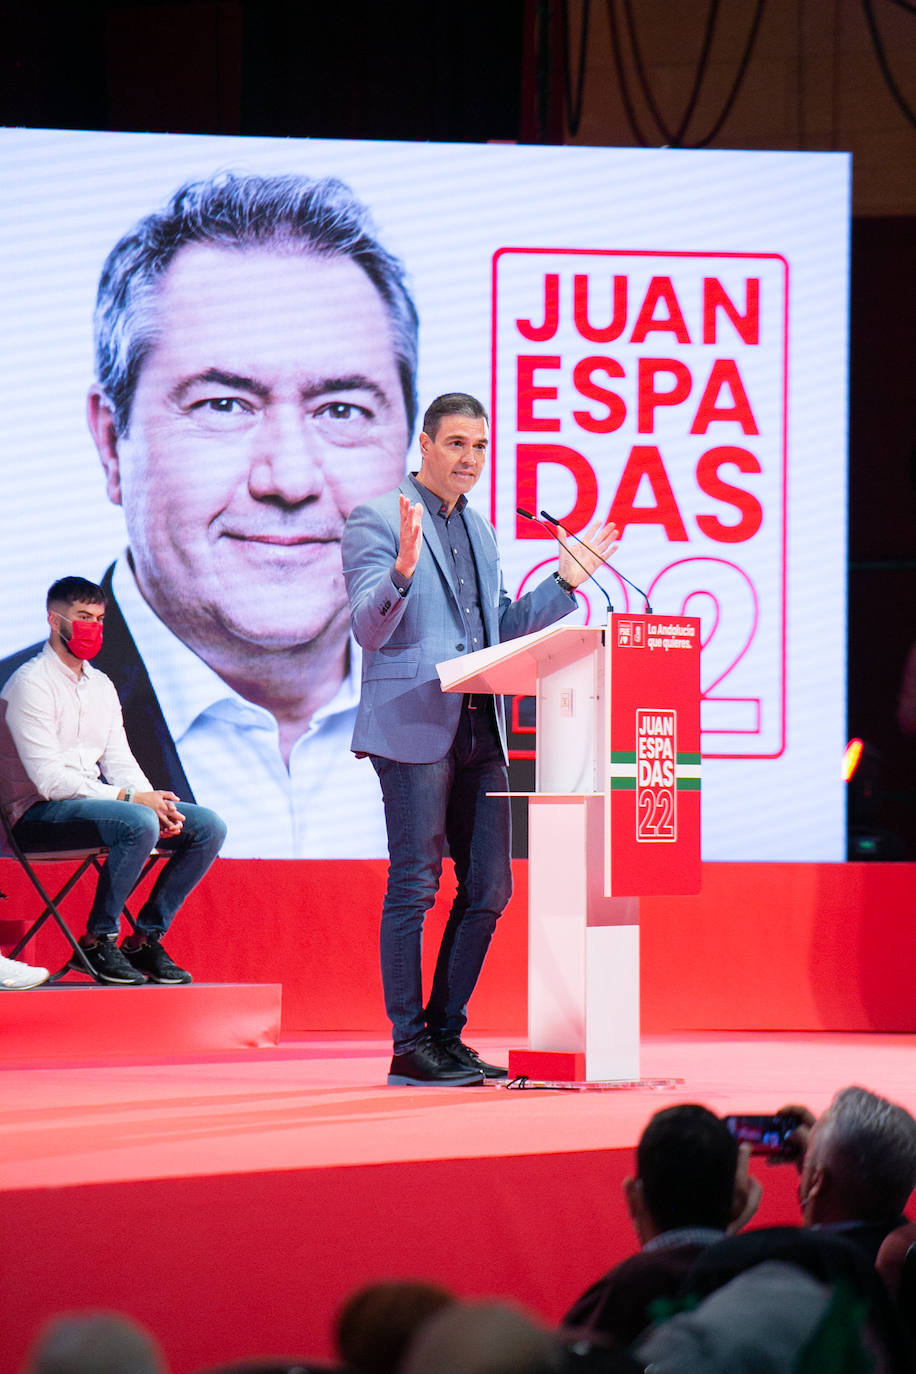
61,616,104,661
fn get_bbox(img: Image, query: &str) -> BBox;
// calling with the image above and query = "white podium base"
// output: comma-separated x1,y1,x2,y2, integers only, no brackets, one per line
528,794,640,1082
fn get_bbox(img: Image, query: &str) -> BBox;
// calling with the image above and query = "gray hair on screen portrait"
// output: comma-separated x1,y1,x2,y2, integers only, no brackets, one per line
93,170,419,439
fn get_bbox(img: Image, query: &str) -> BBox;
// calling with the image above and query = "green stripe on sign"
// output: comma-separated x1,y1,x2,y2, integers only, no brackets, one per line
677,751,702,764
610,777,636,790
677,777,701,790
610,751,637,763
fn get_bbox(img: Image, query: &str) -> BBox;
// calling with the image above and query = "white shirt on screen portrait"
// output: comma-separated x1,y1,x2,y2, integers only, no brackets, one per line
112,557,389,860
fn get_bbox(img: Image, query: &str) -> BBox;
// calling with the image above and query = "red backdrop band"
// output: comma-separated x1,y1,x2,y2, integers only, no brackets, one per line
2,859,913,1034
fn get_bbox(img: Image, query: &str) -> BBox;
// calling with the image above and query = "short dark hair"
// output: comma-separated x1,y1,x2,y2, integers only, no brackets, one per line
46,577,107,612
94,171,419,438
334,1280,455,1374
421,392,488,440
637,1104,738,1232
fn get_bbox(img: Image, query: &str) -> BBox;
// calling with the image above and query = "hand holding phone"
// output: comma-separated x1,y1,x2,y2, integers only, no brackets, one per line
724,1113,803,1160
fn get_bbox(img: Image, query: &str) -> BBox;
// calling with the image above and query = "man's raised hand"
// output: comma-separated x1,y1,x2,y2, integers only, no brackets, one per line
556,518,621,589
395,493,423,581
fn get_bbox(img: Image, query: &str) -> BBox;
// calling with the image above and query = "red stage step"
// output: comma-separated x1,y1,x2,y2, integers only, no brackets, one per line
0,982,281,1063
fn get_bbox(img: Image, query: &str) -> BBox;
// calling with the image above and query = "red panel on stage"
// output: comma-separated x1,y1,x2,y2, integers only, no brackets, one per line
508,1049,586,1081
0,983,280,1063
607,614,701,895
3,859,914,1034
640,861,916,1032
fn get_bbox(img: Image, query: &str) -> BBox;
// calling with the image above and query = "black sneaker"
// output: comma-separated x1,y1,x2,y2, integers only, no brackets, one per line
388,1035,485,1086
122,936,192,985
442,1039,509,1080
75,935,147,985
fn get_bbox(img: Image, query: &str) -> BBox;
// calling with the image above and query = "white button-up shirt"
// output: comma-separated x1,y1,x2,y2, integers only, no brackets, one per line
112,558,388,859
0,641,152,827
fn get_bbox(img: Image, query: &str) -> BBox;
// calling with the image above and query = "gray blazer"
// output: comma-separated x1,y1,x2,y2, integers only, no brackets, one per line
341,478,575,764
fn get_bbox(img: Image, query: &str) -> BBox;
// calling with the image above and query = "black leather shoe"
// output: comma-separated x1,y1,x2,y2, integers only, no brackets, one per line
388,1036,485,1086
442,1039,509,1080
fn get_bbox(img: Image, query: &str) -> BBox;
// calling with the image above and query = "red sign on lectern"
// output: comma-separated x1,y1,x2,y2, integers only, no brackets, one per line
606,614,701,896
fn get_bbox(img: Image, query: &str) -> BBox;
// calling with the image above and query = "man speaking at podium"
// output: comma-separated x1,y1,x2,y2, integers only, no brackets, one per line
343,393,619,1086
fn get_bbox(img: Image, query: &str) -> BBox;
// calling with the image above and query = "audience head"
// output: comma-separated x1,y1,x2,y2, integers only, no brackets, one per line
799,1086,916,1226
333,1279,454,1374
26,1312,166,1374
625,1104,739,1243
399,1300,565,1374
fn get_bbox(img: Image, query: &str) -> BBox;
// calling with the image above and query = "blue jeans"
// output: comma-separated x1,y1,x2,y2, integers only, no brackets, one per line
14,798,227,939
371,702,512,1054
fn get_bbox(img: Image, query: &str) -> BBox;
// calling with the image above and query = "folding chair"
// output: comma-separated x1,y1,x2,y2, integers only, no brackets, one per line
0,801,162,983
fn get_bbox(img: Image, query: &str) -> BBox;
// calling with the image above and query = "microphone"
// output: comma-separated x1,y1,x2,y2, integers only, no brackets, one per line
540,510,653,613
516,507,613,619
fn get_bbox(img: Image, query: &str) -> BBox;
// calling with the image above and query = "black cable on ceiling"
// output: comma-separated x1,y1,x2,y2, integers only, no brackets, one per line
604,0,651,144
620,0,679,142
535,0,553,142
605,0,767,149
670,0,720,145
561,0,591,137
691,0,767,148
618,0,722,145
887,0,916,15
861,0,916,128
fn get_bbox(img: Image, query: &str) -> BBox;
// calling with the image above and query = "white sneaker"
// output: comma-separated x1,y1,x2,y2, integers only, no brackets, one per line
0,953,51,989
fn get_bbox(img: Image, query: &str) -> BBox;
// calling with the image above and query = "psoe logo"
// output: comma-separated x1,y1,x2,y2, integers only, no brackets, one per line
617,620,645,648
636,708,676,842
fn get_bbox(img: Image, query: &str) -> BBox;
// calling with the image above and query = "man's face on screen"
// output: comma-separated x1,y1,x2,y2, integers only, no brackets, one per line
91,244,409,658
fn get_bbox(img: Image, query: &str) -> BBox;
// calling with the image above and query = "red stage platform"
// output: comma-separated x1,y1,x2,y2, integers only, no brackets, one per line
0,983,280,1061
1,1028,914,1374
1,859,914,1372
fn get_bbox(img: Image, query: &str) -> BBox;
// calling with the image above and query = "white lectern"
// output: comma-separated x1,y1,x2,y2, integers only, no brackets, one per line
438,616,701,1082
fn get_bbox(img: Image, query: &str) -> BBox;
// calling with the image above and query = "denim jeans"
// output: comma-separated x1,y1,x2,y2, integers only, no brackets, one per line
371,702,512,1054
14,798,227,939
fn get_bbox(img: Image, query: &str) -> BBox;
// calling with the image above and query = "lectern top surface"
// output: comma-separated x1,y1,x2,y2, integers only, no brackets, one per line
437,623,603,695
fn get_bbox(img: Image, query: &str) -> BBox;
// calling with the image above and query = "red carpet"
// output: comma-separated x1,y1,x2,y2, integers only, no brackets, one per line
2,1029,914,1374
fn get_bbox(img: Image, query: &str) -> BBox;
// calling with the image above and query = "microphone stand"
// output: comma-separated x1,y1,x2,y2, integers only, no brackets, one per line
516,507,613,620
540,510,653,613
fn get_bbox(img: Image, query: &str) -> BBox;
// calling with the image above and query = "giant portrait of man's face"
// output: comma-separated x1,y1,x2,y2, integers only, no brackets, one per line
89,243,409,666
40,169,421,860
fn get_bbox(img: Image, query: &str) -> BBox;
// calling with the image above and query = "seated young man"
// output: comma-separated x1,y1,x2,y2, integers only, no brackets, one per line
0,576,226,984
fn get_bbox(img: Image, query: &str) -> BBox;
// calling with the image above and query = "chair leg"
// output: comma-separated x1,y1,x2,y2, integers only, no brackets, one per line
9,858,104,982
6,849,165,985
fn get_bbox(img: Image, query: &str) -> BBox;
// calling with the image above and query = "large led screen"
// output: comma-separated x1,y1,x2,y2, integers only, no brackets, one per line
0,129,849,860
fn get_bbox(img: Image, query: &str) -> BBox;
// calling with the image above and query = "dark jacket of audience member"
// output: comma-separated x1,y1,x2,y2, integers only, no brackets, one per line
563,1104,748,1349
